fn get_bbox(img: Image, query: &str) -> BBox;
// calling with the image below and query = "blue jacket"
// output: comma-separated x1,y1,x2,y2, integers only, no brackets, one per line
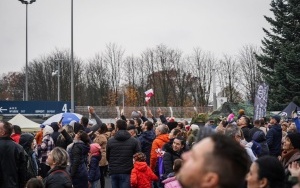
88,155,101,182
266,124,282,157
138,130,156,165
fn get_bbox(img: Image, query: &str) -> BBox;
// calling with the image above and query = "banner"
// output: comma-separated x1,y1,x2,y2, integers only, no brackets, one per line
253,83,269,120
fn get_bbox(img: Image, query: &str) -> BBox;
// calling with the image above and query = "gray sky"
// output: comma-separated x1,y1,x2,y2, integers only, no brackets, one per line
0,0,272,75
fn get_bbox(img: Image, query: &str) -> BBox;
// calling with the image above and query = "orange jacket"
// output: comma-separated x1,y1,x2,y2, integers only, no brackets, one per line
131,162,158,188
150,134,169,171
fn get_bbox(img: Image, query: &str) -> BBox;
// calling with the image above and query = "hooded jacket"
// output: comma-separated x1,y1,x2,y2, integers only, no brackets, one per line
138,130,156,165
19,133,38,180
266,123,282,156
0,137,27,188
106,130,140,175
150,133,170,171
162,176,182,188
252,130,269,157
131,161,158,188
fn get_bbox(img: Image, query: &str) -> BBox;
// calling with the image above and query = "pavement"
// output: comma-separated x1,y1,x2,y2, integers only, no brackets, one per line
104,176,112,188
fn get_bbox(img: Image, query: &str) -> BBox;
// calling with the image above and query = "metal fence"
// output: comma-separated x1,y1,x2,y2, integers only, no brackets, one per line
76,106,213,119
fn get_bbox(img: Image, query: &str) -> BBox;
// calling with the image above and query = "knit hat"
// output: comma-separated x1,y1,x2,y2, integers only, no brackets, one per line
286,133,300,149
90,143,101,156
43,125,54,136
19,133,34,151
133,152,146,162
271,115,281,124
190,124,200,131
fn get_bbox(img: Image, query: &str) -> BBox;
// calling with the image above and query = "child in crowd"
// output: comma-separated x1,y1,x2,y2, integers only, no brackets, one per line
131,152,158,188
26,178,44,188
88,143,101,188
162,159,183,188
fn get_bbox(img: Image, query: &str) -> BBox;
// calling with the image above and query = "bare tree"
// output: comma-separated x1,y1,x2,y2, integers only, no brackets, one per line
216,55,240,102
103,43,124,106
188,48,216,106
237,44,263,104
85,53,110,105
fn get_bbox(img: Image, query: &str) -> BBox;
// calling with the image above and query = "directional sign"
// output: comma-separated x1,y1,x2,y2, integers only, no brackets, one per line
0,101,72,116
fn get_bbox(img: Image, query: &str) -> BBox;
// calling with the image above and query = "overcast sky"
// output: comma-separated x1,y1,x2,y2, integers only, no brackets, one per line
0,0,272,75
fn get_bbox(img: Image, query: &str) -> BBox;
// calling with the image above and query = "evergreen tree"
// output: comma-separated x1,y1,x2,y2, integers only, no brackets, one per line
256,0,300,110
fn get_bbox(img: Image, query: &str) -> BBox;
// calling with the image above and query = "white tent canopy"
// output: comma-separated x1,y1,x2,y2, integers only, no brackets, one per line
8,114,40,132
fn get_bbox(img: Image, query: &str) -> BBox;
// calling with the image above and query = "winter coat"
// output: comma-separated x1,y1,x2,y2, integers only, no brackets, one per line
0,137,27,188
56,129,73,149
241,126,251,142
138,130,156,165
187,129,198,148
163,149,182,178
130,162,158,188
281,149,300,188
19,133,39,180
88,155,101,182
51,131,61,146
68,140,90,188
106,130,140,175
37,134,55,164
150,134,170,171
266,124,282,156
162,176,182,188
43,167,73,188
252,130,269,157
93,132,108,166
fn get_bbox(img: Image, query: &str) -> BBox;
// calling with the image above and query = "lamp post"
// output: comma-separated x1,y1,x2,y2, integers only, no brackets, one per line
212,69,217,110
52,59,63,101
71,0,74,112
19,0,36,101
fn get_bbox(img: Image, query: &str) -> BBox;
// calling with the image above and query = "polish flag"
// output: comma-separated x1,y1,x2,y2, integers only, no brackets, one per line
145,97,151,104
145,89,154,97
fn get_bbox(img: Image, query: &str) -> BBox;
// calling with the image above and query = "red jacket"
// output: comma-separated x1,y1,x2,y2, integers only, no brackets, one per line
131,162,158,188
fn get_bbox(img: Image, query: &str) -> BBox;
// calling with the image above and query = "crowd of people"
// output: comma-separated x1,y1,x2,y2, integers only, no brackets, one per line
1,107,300,188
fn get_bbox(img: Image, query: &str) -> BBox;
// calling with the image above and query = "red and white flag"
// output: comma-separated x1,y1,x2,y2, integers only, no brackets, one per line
145,89,154,97
145,89,154,103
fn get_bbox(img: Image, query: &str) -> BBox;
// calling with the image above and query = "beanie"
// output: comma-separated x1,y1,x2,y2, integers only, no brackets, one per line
19,133,34,151
286,133,300,149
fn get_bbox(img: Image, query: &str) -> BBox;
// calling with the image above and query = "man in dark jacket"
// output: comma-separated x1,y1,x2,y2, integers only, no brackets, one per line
0,121,27,188
266,115,282,157
138,121,156,165
107,119,140,188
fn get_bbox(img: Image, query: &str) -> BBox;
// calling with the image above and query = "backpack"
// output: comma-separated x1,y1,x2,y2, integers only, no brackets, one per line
24,150,37,181
251,141,262,157
156,148,165,180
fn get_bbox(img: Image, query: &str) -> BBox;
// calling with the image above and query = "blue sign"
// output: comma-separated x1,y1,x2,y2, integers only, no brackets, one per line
0,101,71,115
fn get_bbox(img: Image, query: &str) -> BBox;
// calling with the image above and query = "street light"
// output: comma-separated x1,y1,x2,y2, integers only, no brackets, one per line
18,0,36,101
71,0,74,112
52,59,63,101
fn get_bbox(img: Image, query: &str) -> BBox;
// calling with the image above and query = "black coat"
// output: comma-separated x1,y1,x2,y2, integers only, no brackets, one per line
266,124,282,157
162,149,182,179
43,167,73,188
69,141,90,188
0,137,27,188
107,130,140,175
